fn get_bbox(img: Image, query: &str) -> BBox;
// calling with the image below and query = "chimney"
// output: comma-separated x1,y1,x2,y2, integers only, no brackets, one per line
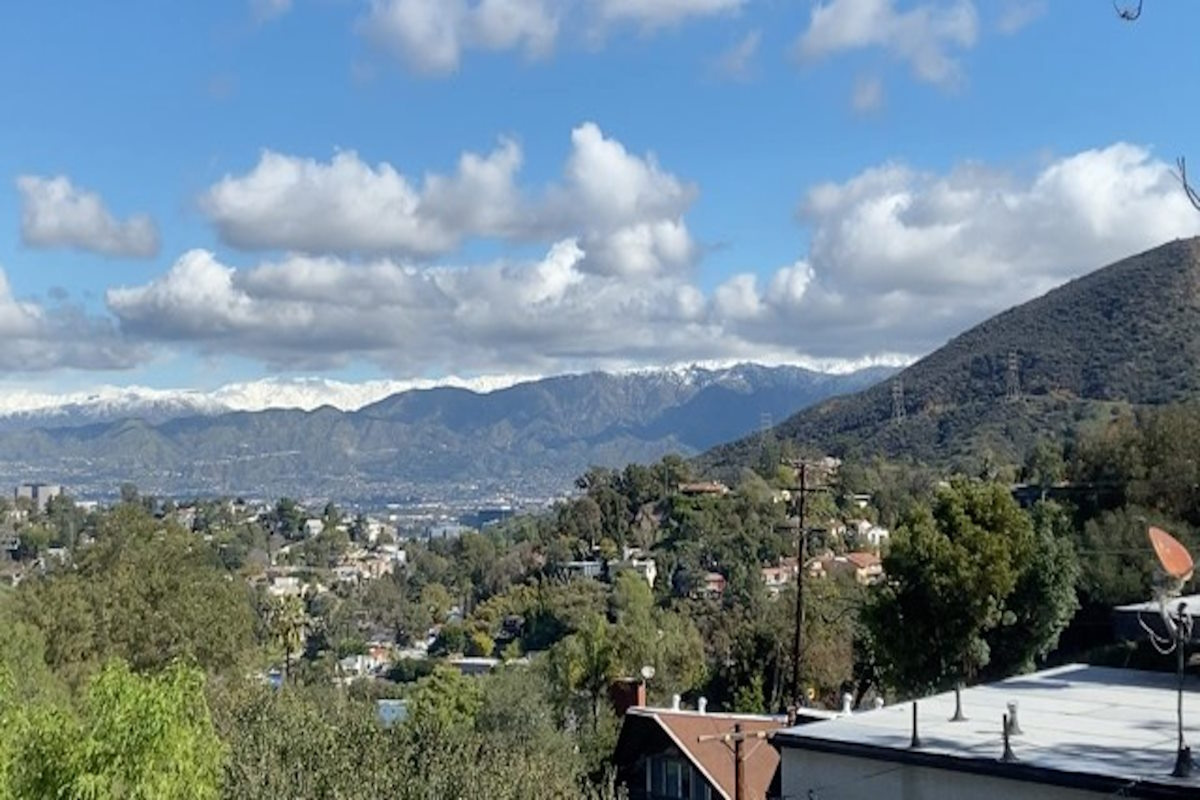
671,694,681,711
636,682,646,708
697,697,708,714
841,693,854,715
786,705,798,726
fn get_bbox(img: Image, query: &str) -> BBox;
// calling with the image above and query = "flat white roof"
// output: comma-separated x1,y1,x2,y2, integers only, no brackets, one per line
774,664,1200,792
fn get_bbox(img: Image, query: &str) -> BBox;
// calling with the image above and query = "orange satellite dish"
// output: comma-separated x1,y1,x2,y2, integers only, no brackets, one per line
1149,526,1194,581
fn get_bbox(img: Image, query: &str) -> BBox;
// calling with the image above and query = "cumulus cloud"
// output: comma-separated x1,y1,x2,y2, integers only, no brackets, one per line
717,143,1200,357
201,123,697,275
359,0,558,74
112,142,1200,374
17,176,160,258
201,141,524,257
796,0,979,88
0,266,145,371
107,244,718,372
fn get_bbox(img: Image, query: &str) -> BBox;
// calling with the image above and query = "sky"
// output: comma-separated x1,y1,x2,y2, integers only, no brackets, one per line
1,0,1200,400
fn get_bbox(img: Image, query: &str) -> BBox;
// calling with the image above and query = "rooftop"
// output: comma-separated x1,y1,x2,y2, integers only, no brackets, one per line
774,664,1200,795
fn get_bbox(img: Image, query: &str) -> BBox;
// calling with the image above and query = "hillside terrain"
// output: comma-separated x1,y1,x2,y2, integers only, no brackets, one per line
704,237,1200,472
0,363,890,501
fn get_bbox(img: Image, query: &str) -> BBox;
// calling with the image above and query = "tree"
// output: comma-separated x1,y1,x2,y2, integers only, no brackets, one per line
11,661,223,799
12,506,256,684
267,595,307,682
864,481,1079,696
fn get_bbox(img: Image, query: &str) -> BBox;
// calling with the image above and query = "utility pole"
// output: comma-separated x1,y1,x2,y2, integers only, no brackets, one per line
696,723,768,800
792,463,807,709
787,460,831,708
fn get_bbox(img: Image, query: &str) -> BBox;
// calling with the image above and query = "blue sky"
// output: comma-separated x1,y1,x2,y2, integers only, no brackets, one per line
1,0,1199,397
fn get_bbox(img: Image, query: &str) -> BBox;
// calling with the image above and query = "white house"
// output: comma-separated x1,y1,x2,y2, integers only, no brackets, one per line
774,664,1200,799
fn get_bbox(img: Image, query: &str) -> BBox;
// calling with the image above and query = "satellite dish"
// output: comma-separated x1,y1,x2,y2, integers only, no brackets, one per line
1150,526,1195,582
1143,526,1196,778
640,665,656,682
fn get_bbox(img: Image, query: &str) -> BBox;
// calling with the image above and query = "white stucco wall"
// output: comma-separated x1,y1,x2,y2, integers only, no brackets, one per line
781,749,1115,800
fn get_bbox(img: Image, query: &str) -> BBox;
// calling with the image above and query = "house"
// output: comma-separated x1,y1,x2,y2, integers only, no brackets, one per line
303,518,325,538
614,698,834,800
760,558,799,595
774,663,1200,799
700,572,727,598
620,557,658,588
266,576,303,597
819,552,883,585
448,656,500,676
564,559,605,580
849,519,890,550
678,482,731,497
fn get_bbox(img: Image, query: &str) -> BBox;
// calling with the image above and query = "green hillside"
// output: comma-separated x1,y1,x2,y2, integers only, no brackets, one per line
704,237,1200,470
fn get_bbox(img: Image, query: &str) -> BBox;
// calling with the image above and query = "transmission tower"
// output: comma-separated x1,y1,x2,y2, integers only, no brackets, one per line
891,380,906,423
1005,350,1021,403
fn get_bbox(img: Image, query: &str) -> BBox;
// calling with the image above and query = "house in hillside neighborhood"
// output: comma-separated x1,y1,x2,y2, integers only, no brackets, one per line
565,552,659,588
774,663,1200,799
614,695,836,800
761,558,799,595
303,518,325,538
678,481,731,497
810,552,883,585
848,519,890,550
700,571,727,598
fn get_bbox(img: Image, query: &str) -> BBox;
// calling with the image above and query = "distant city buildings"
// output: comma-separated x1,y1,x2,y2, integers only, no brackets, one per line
14,483,62,513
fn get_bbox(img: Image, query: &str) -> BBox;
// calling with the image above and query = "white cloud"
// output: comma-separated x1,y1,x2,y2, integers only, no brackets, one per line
592,0,745,30
996,0,1046,35
107,244,718,373
796,0,979,88
851,74,884,112
115,142,1200,373
17,175,159,258
718,142,1200,357
200,141,523,257
0,265,144,371
201,123,697,275
714,30,760,80
359,0,558,74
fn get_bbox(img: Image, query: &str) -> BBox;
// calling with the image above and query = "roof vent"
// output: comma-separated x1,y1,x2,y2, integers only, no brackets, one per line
697,697,708,714
671,694,681,711
1006,701,1023,736
841,693,854,715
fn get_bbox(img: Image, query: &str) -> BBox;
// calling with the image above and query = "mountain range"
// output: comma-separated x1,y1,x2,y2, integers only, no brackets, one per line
0,363,893,502
703,237,1200,474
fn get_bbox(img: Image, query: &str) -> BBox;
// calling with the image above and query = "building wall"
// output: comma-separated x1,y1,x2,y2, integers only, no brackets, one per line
781,749,1112,800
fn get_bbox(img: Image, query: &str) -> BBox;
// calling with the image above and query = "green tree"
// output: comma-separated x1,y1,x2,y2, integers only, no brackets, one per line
12,661,223,800
13,506,256,684
864,481,1078,696
267,595,306,682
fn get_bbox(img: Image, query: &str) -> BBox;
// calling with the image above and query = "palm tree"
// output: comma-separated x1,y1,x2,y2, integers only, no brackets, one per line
267,595,306,682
